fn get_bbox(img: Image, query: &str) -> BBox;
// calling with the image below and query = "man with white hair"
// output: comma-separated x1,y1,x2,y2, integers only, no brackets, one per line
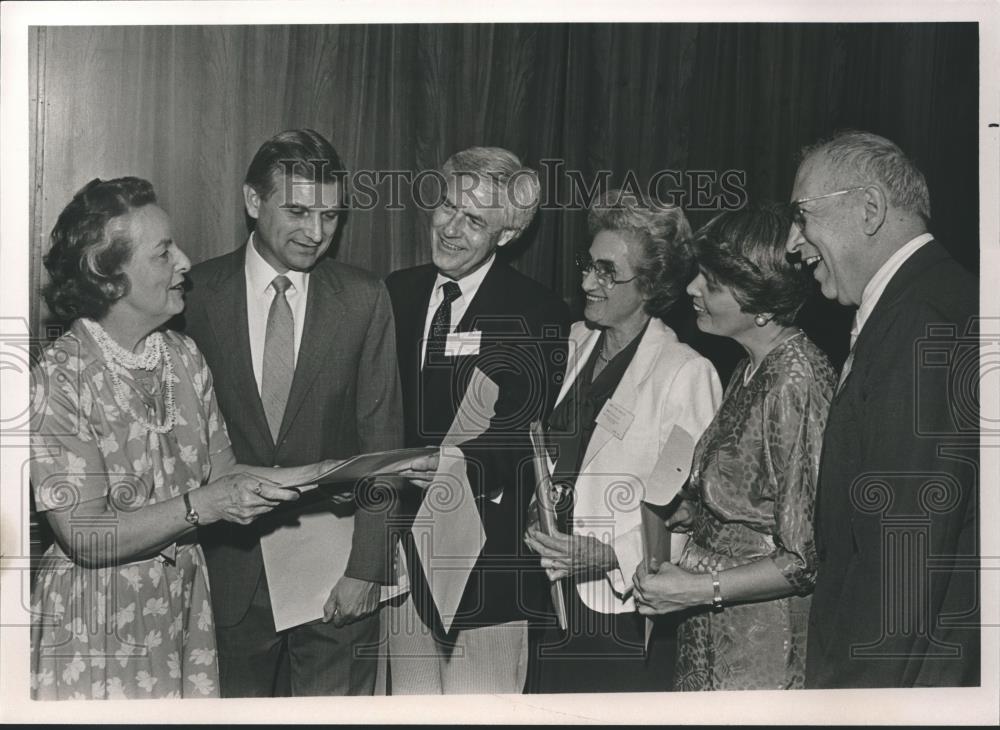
385,147,571,693
786,130,979,688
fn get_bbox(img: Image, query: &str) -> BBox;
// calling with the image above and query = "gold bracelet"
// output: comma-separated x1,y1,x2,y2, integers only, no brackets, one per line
710,568,724,611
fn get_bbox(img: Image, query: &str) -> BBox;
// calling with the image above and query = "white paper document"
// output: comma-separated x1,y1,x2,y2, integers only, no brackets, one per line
646,425,696,505
259,508,356,632
260,508,410,632
411,446,487,633
647,425,697,563
642,425,697,648
262,367,499,633
409,367,499,633
259,447,430,631
293,446,438,493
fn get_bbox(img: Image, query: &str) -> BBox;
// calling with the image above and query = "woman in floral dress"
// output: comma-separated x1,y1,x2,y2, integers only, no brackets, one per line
31,178,331,699
632,204,836,690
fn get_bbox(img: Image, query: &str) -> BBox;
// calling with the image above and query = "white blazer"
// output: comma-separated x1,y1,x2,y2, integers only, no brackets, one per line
551,319,722,615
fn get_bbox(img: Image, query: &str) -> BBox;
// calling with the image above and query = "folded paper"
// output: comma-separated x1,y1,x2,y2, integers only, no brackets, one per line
410,367,499,632
260,506,356,632
292,446,438,493
258,448,428,631
411,446,487,633
529,421,569,631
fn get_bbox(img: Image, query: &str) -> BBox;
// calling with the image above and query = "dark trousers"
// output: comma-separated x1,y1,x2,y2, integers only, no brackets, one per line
215,571,380,697
527,587,677,694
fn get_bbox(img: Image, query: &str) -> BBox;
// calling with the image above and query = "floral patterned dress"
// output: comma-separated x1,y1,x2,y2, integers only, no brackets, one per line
674,333,836,691
30,321,235,699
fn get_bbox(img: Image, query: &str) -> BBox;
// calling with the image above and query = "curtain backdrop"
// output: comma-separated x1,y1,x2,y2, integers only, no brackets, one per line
29,23,979,371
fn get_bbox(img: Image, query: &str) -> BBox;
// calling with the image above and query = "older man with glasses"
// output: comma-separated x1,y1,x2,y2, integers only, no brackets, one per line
786,130,980,688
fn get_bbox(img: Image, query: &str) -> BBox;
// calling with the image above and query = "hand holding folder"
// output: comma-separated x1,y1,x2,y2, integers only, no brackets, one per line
639,500,674,571
528,420,570,632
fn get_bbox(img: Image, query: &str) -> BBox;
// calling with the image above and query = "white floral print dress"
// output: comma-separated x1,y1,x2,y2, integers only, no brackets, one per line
30,321,235,699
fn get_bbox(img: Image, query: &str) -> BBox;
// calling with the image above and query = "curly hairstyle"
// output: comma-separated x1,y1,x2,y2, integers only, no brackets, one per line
691,204,813,326
587,188,693,320
42,176,157,322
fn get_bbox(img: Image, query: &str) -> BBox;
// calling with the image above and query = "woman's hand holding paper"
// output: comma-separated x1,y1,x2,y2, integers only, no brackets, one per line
632,558,713,615
524,525,617,581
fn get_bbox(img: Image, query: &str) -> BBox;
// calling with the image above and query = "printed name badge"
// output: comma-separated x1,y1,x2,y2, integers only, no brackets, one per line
595,399,635,440
445,330,482,357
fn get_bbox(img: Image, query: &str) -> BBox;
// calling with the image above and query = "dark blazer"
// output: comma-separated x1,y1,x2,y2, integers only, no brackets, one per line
386,261,571,633
806,240,979,688
180,245,404,628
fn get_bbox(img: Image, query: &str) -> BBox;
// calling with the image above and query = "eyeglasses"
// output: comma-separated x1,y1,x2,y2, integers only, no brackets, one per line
575,252,638,289
789,186,867,229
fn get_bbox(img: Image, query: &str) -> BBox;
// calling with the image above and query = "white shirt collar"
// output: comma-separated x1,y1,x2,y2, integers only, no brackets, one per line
852,232,934,343
245,232,309,296
432,253,496,301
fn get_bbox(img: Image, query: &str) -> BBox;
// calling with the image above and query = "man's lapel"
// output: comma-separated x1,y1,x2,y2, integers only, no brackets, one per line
203,246,274,451
449,263,510,405
400,266,438,371
455,263,503,333
838,239,946,397
278,262,345,443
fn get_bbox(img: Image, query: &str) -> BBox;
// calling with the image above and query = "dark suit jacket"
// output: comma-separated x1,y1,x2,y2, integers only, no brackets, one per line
386,261,570,633
179,245,404,628
806,240,980,688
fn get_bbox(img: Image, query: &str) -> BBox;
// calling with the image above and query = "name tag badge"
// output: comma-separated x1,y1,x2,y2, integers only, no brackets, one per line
596,399,635,440
445,330,482,357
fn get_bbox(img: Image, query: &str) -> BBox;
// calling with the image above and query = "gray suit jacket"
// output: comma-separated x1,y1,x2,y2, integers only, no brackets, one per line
179,245,404,628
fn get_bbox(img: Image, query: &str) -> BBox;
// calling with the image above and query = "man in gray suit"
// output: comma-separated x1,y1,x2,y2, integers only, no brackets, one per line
181,129,403,696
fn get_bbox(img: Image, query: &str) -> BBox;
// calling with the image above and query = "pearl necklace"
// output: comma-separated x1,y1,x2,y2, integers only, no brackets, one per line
82,318,177,433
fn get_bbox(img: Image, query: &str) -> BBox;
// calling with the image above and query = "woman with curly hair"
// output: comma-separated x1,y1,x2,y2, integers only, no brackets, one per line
30,177,339,699
525,189,722,692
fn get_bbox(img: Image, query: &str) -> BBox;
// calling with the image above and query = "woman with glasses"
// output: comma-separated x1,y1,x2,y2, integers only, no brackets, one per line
631,204,836,690
524,189,722,693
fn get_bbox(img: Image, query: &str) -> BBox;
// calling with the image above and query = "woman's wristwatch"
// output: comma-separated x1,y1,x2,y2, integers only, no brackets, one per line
709,568,724,611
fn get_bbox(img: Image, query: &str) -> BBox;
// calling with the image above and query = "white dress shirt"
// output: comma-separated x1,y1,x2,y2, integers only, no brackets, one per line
419,254,496,368
850,232,934,347
244,233,310,395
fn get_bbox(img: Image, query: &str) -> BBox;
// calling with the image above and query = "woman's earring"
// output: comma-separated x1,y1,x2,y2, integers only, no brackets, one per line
754,313,770,327
104,281,124,300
